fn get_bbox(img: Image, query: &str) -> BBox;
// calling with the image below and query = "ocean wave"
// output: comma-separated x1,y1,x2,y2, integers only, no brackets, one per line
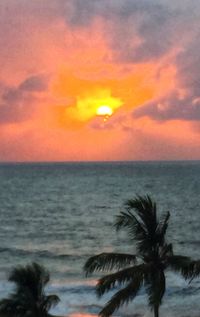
179,240,200,246
0,246,90,260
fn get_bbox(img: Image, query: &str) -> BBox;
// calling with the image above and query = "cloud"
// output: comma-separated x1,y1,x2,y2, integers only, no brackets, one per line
133,92,200,121
0,74,49,124
19,74,48,92
63,0,177,63
176,32,200,96
133,25,200,123
0,0,197,70
65,0,170,26
0,0,199,160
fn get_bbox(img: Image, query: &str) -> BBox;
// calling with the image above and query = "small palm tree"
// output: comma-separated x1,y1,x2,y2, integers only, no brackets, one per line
84,195,197,317
0,262,59,317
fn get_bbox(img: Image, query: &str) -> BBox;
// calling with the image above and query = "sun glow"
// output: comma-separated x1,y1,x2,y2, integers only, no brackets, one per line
96,105,113,116
65,89,123,122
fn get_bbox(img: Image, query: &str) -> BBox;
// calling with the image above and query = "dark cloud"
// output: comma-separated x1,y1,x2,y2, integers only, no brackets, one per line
64,0,179,63
65,0,169,25
2,74,48,104
0,103,33,124
0,74,48,124
19,74,48,92
0,0,195,65
133,92,200,121
133,25,200,122
176,34,200,98
2,88,22,104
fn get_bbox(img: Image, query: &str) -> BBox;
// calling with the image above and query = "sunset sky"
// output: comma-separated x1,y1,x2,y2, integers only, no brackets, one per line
0,0,200,161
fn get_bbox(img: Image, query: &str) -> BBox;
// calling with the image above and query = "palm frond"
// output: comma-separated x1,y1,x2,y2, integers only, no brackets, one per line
190,260,200,278
1,262,59,317
9,262,49,298
115,210,147,235
167,255,195,279
84,253,137,276
0,298,19,316
96,264,147,297
0,291,35,317
156,212,170,245
125,195,157,233
145,269,165,309
115,196,164,255
159,243,173,259
42,294,60,311
99,277,142,317
115,196,172,258
115,210,149,252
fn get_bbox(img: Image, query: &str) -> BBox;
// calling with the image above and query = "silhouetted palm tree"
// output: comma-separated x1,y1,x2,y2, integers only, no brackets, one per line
84,195,197,317
0,262,59,317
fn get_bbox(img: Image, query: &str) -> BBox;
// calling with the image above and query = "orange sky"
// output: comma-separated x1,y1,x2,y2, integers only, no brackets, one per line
0,0,199,161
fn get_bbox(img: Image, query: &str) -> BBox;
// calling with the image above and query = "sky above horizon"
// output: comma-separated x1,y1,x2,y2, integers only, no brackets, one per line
0,0,200,161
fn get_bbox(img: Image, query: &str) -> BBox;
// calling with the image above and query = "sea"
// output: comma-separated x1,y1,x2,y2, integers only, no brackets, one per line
0,161,199,317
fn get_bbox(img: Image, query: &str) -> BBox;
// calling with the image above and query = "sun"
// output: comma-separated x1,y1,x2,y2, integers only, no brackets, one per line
65,89,123,123
96,105,113,116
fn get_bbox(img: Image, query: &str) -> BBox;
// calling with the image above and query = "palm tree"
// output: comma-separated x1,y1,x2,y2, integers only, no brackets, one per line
0,262,59,317
84,195,197,317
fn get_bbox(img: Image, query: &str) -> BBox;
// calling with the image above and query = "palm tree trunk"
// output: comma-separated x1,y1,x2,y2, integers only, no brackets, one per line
153,305,159,317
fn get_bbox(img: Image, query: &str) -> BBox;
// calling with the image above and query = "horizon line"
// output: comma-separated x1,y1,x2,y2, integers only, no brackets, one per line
0,159,200,164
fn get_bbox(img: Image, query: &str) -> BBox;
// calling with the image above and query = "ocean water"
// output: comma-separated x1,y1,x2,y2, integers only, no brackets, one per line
0,161,199,317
